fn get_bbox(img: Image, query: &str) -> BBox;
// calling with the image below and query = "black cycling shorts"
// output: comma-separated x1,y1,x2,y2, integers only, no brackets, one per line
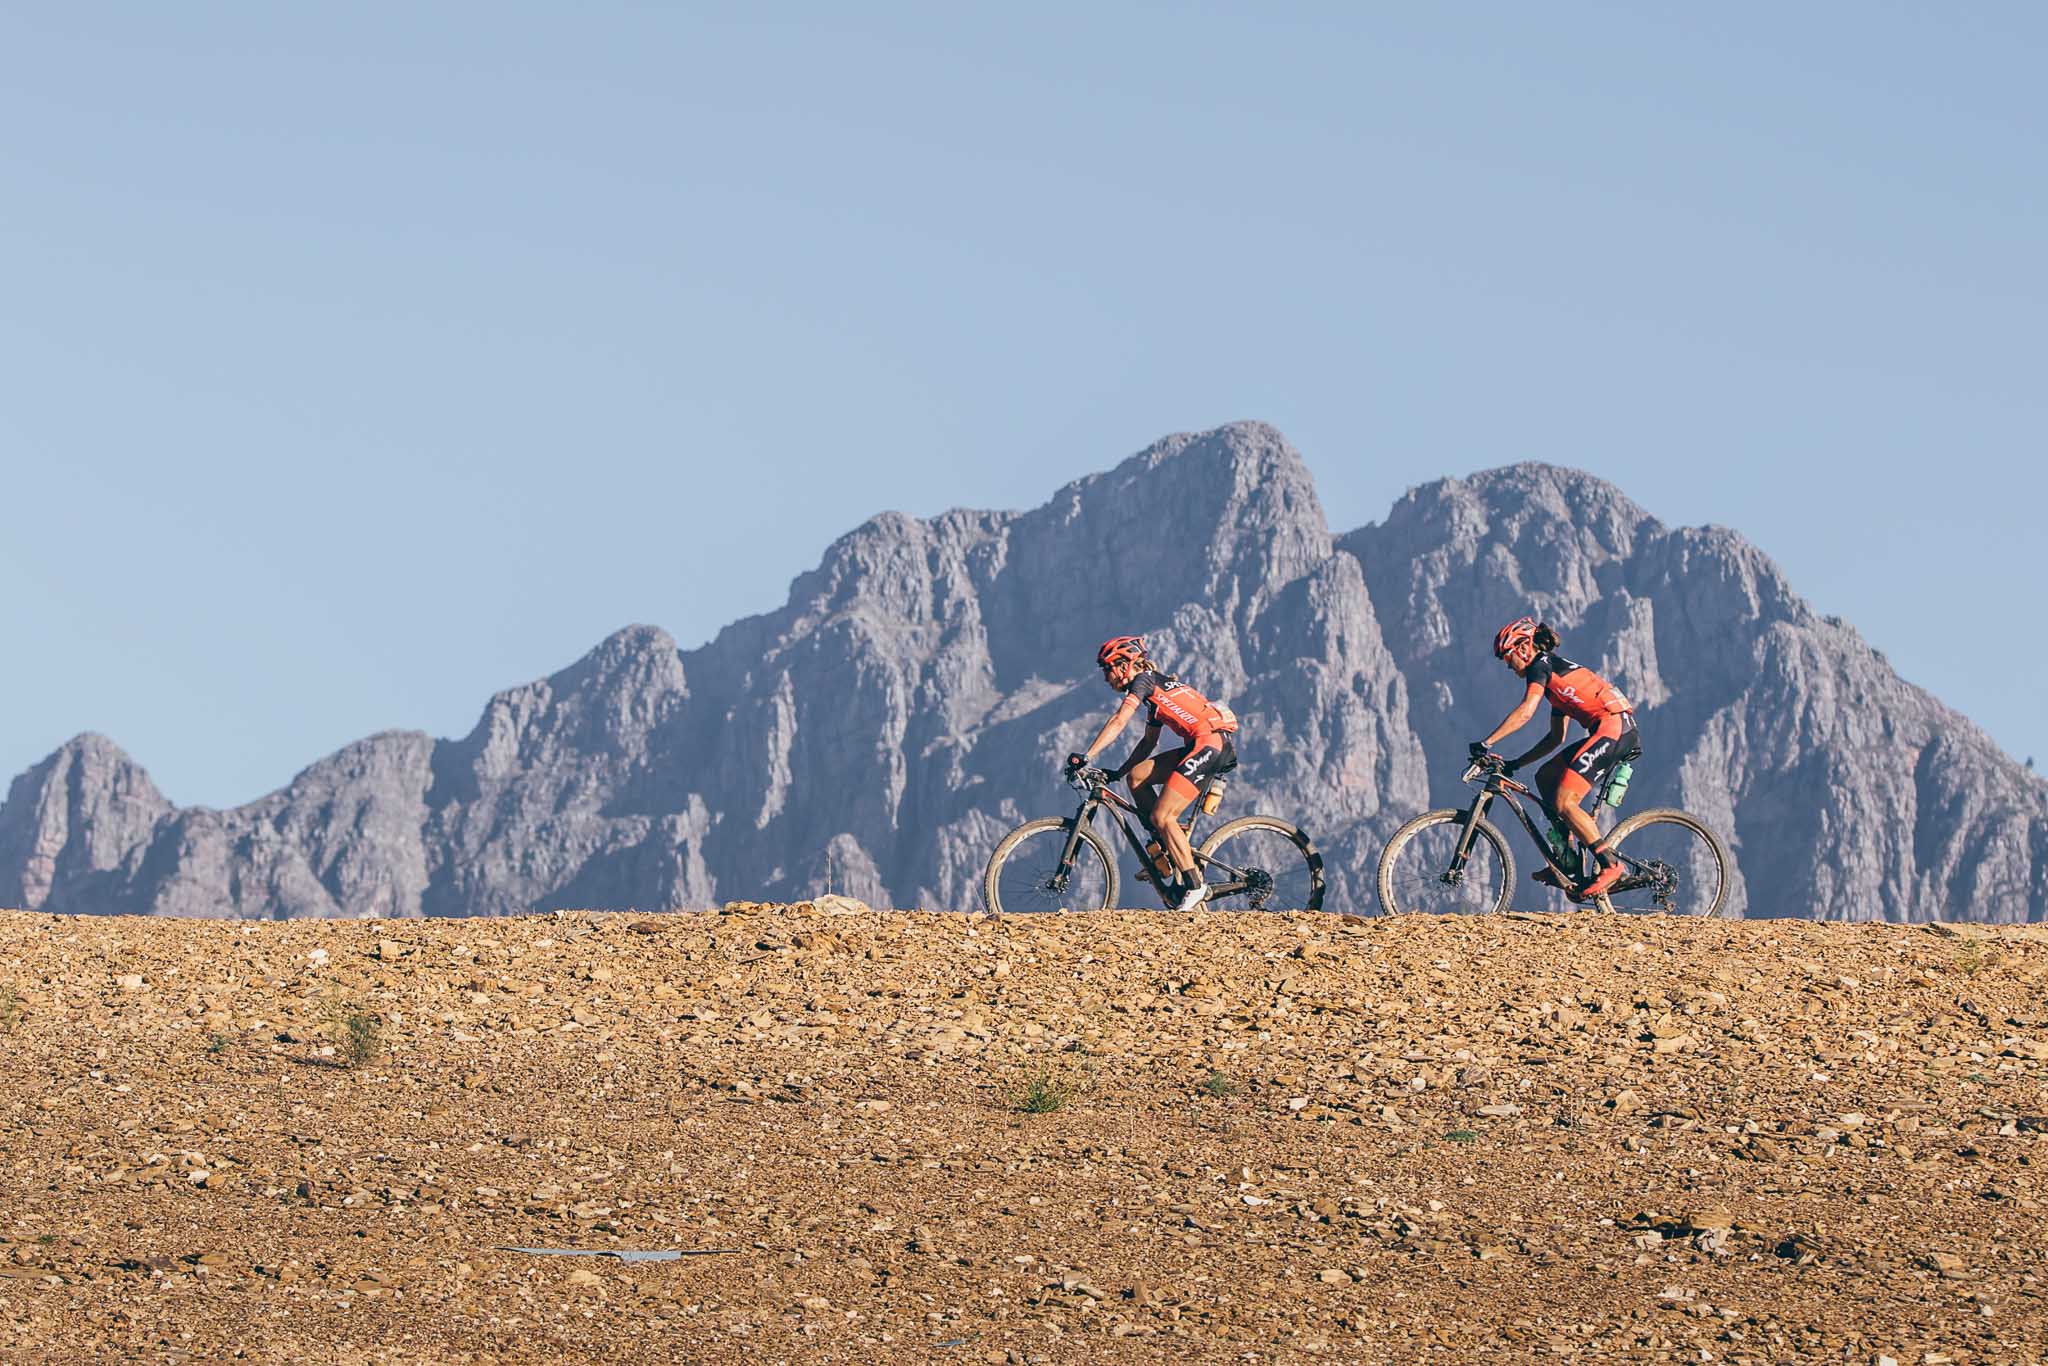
1168,738,1236,795
1565,718,1640,789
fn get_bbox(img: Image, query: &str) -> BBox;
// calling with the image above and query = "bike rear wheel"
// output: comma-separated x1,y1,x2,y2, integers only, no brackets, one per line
1597,808,1732,917
1197,817,1324,911
1377,809,1515,916
983,817,1118,915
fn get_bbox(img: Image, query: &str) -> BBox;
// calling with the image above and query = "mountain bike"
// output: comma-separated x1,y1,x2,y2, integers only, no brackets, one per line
982,765,1324,914
1376,755,1732,917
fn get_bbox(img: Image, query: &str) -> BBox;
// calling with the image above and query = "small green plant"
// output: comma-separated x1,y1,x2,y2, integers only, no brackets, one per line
1201,1069,1240,1099
206,1033,231,1055
327,1005,383,1068
1444,1130,1479,1144
1012,1060,1090,1114
1955,944,2005,978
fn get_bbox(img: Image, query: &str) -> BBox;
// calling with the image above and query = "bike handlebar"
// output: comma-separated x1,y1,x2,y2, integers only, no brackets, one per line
1068,765,1112,793
1461,755,1508,786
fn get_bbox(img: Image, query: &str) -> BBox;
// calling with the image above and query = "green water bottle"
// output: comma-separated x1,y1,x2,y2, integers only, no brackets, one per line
1545,821,1582,878
1604,760,1634,809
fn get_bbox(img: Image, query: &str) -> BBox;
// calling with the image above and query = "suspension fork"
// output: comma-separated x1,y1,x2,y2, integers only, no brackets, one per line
1055,794,1101,871
1446,789,1496,870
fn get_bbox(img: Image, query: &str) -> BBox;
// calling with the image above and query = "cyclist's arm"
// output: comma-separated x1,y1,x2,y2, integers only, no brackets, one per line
1480,681,1546,749
1079,696,1141,765
1113,724,1162,778
1507,710,1569,770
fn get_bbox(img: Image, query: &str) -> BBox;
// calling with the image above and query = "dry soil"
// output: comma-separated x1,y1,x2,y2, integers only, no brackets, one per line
1,905,2044,1364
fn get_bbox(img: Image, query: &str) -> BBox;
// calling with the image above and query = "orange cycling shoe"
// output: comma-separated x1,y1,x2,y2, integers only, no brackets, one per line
1576,859,1625,901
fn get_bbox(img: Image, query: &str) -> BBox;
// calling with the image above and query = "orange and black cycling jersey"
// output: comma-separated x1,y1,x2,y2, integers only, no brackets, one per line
1116,670,1236,743
1519,652,1631,731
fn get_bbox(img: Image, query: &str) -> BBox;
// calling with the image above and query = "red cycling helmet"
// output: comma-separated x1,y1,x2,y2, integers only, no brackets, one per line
1096,635,1147,671
1493,616,1538,660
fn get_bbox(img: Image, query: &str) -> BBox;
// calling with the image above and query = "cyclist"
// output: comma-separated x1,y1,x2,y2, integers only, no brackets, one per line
1472,617,1640,901
1066,635,1237,911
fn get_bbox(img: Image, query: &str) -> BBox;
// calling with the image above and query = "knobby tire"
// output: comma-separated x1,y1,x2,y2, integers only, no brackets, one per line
1599,807,1733,918
1377,809,1515,916
982,817,1119,915
1197,816,1325,912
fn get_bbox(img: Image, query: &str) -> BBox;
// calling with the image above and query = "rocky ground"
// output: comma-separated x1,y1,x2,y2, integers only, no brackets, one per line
0,904,2044,1364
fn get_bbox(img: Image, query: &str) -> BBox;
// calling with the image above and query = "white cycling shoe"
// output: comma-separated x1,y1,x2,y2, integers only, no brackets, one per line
1173,882,1211,912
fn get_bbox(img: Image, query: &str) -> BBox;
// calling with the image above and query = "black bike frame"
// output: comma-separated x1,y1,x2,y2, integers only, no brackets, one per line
1055,773,1252,907
1445,763,1651,895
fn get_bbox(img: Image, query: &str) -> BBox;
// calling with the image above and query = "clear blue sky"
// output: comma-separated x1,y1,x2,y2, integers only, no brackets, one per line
4,4,2043,807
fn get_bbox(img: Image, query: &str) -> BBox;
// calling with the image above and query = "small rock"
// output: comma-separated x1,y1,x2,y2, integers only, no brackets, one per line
1923,1250,1965,1278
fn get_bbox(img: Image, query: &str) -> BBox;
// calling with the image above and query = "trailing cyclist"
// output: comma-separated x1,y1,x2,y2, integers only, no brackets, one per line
1066,635,1237,911
1472,617,1640,902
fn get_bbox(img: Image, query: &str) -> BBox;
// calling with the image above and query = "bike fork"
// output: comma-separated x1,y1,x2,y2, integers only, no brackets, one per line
1446,792,1493,872
1053,800,1099,880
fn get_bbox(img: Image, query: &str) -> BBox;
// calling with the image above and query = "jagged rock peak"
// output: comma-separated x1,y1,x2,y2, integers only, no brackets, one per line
1072,421,1326,528
1367,462,1657,549
554,624,686,692
0,732,171,911
8,732,167,812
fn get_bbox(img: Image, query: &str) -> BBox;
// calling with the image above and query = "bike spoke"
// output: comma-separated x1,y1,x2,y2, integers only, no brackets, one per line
1382,819,1509,915
1604,817,1726,916
990,825,1112,914
1201,825,1319,912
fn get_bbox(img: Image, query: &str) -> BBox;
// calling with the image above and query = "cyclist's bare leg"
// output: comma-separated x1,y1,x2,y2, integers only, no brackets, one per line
1152,782,1196,876
1551,771,1607,858
1123,748,1190,831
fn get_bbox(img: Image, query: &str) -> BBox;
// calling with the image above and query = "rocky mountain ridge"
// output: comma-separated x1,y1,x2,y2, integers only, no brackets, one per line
5,422,2044,920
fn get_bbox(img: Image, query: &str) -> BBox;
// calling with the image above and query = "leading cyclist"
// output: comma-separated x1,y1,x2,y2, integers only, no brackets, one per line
1066,635,1237,911
1473,617,1640,902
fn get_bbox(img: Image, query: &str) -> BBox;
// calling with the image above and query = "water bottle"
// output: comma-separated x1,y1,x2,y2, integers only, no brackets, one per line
1545,821,1582,878
1200,775,1227,815
1603,761,1633,809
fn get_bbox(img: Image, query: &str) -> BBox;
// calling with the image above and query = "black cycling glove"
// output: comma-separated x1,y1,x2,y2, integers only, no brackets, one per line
1467,741,1492,763
1064,752,1087,773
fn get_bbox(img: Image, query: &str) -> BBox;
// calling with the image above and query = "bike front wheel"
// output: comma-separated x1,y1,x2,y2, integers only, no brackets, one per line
1377,810,1515,916
1197,817,1324,912
983,817,1119,915
1598,808,1732,917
